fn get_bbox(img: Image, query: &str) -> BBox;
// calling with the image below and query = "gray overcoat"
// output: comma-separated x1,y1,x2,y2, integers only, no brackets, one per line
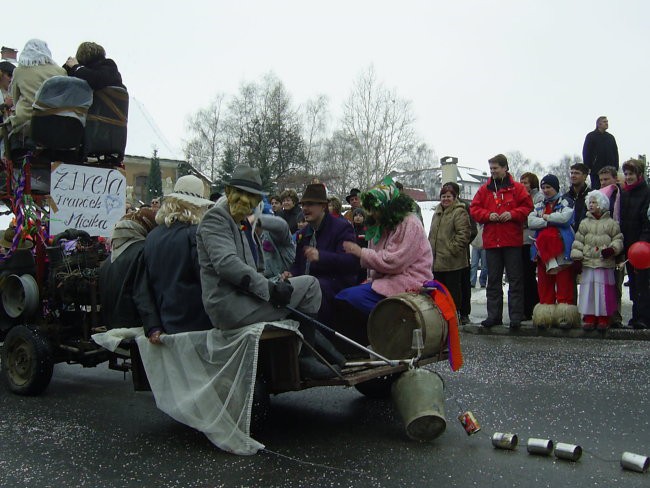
197,198,271,328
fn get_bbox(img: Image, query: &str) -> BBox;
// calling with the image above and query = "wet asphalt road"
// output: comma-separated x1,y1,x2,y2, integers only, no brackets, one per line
1,332,649,488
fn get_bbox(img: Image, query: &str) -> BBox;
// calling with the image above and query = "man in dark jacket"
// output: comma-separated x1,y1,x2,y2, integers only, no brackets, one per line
562,163,590,233
290,183,359,326
582,116,619,189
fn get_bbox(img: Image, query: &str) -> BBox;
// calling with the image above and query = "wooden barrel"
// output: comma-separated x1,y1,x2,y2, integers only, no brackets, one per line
367,293,448,359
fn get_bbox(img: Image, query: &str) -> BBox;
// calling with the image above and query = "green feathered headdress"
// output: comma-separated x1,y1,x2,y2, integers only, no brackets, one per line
361,176,416,244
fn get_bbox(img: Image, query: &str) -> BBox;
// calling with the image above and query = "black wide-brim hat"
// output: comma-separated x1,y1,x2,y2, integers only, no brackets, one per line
346,188,361,203
228,165,267,195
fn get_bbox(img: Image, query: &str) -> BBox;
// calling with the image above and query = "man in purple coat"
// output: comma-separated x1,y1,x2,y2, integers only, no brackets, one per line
288,183,359,326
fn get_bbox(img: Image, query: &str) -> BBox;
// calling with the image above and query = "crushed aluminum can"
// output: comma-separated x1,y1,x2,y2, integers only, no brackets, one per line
458,411,481,436
527,438,554,456
621,452,650,473
554,442,582,461
491,432,518,450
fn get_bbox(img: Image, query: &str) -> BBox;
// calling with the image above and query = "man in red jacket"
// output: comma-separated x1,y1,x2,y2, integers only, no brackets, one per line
470,154,534,328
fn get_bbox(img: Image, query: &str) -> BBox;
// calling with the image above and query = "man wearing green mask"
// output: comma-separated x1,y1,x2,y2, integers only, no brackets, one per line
197,165,341,378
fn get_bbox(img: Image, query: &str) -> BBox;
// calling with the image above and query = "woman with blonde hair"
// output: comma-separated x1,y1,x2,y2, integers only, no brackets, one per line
143,175,214,343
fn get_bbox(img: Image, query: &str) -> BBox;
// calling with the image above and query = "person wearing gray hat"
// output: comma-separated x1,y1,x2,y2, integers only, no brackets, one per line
197,166,343,379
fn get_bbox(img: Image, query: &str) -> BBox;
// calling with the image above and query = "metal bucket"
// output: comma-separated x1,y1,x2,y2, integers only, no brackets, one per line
368,293,448,359
391,369,446,441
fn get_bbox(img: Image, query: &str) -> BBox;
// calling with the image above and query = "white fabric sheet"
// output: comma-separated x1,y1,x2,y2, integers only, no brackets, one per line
92,320,300,456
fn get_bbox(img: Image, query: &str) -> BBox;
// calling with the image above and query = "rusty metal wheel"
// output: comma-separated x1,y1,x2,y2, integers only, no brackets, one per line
1,325,53,395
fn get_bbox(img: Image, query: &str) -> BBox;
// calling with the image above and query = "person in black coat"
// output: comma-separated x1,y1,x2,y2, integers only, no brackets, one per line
582,116,619,189
64,42,125,90
144,175,215,343
619,159,650,329
99,208,160,332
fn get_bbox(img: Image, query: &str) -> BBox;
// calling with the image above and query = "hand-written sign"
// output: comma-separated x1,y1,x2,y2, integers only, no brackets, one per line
49,163,126,237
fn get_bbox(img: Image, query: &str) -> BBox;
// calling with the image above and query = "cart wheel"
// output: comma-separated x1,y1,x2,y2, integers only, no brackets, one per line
1,325,54,396
251,376,270,434
354,373,401,399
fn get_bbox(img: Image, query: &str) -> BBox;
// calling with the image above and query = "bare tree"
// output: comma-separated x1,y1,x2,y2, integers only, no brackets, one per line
341,66,418,189
319,130,359,197
505,150,545,180
301,94,329,176
183,94,225,181
183,95,225,180
402,142,437,172
547,154,582,193
223,74,306,189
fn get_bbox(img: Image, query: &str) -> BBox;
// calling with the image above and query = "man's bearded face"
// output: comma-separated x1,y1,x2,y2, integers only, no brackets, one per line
226,187,261,221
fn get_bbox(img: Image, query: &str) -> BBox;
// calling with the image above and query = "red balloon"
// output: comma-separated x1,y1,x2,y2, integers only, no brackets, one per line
628,241,650,270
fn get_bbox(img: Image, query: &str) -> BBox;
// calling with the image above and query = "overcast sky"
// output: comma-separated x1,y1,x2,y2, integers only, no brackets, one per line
5,0,649,171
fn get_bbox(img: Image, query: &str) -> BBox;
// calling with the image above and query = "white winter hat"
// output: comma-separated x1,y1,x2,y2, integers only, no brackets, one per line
588,190,610,213
166,175,213,207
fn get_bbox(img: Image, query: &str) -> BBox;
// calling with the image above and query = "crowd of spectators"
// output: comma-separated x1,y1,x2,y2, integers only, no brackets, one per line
100,150,649,372
468,152,649,330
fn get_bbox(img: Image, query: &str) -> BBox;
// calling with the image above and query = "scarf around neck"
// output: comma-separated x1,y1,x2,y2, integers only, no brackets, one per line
624,177,644,192
543,193,561,205
110,220,147,262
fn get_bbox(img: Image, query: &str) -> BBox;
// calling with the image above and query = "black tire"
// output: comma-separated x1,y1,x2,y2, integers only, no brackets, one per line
354,373,400,399
1,325,54,396
250,376,270,434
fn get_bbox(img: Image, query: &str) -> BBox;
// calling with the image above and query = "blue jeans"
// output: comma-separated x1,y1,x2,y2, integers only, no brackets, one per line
470,247,487,287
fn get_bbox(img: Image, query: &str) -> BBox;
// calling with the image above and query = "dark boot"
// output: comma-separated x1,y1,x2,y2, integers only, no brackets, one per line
332,298,371,358
314,329,346,368
291,314,339,380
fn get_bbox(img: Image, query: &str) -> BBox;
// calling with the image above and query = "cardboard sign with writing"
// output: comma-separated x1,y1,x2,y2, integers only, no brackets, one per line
49,163,126,237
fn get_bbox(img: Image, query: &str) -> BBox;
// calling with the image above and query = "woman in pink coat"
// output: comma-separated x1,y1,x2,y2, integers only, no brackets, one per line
336,176,433,318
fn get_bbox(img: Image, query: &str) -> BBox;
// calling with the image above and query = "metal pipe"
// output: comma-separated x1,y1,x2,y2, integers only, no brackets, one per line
344,360,411,368
284,304,398,367
58,344,106,356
